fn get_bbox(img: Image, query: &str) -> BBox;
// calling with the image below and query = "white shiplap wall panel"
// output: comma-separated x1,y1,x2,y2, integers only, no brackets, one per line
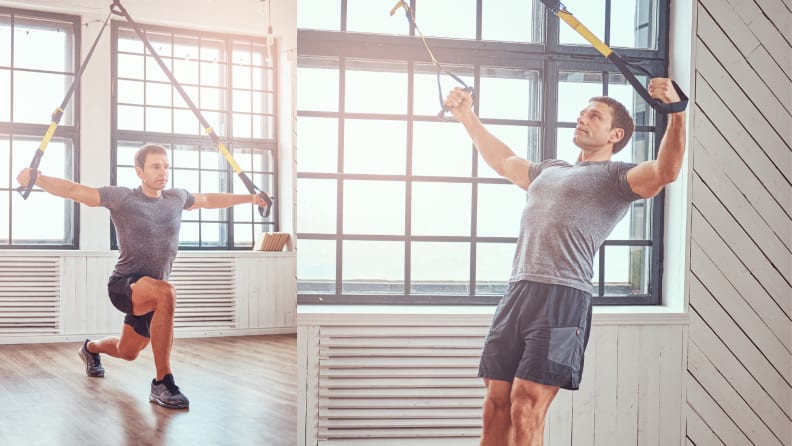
0,251,296,343
699,0,792,122
299,317,687,445
693,109,790,249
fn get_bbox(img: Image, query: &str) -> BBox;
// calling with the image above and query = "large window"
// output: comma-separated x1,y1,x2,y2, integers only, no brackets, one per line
111,21,278,249
0,8,79,248
297,0,670,304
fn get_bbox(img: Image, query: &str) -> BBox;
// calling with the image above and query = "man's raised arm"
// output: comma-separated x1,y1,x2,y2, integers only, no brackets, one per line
626,78,687,198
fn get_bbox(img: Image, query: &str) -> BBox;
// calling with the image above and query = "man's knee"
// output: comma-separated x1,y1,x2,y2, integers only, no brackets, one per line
117,343,146,361
153,281,176,314
509,380,558,430
482,379,512,419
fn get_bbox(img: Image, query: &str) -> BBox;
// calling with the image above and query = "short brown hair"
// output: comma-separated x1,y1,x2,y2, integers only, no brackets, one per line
589,96,634,154
134,144,167,169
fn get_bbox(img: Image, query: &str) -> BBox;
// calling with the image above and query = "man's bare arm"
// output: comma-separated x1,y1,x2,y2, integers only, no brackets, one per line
17,168,101,207
627,79,687,198
445,88,533,190
188,192,269,210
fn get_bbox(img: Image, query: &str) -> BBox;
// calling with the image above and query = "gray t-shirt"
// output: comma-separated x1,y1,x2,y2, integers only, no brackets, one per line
510,160,643,293
99,186,195,280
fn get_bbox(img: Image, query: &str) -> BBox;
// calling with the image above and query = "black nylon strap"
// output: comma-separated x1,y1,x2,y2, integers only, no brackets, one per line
111,0,273,217
18,9,114,199
608,53,689,114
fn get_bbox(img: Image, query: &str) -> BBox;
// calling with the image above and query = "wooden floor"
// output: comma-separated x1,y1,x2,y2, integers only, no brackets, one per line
0,334,296,446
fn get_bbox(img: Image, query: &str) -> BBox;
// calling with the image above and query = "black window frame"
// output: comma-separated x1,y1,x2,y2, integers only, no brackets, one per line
0,7,81,249
297,0,671,305
110,20,279,250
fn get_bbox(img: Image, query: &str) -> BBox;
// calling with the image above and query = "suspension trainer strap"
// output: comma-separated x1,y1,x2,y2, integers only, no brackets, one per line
539,0,688,114
18,9,114,199
390,0,474,118
110,0,273,217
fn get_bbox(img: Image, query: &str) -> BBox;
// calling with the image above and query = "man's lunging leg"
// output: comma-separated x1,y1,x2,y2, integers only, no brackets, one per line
481,378,515,446
510,378,559,446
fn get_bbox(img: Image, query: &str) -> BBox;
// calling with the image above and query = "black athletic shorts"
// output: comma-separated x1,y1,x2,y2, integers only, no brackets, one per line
478,280,593,390
107,274,154,338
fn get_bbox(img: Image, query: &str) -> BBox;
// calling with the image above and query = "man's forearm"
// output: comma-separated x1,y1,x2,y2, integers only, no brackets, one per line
654,112,686,182
200,193,255,209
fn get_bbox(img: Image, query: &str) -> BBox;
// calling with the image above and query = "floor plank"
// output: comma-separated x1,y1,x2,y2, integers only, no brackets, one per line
0,334,296,446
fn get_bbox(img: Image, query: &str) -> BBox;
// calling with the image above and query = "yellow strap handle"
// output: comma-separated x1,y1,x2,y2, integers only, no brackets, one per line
205,127,243,174
557,10,612,57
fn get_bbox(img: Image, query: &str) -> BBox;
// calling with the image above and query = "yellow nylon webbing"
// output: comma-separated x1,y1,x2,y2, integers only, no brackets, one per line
205,127,243,173
557,10,612,57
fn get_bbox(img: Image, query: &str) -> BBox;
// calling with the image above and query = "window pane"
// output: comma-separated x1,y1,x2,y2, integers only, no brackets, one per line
118,105,144,131
411,242,470,295
297,179,337,234
298,239,337,294
233,113,252,138
0,137,8,187
477,184,525,237
556,128,579,163
146,82,172,107
179,221,199,246
347,0,408,35
343,180,404,235
174,109,200,135
199,222,226,246
12,191,68,242
412,121,472,177
173,57,199,85
412,182,471,236
0,14,10,67
234,223,255,247
559,0,605,46
343,240,404,294
0,191,8,243
479,68,541,120
298,0,341,30
344,119,406,175
118,79,144,105
610,0,658,49
297,117,337,173
0,69,9,121
345,62,407,114
482,0,542,43
601,245,651,295
13,71,74,124
475,243,514,295
297,62,339,112
479,125,540,178
233,64,251,90
14,16,72,72
415,0,476,39
118,53,145,79
145,107,172,133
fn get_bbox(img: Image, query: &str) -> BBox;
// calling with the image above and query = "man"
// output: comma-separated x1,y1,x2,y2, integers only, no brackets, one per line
16,144,271,410
444,78,685,445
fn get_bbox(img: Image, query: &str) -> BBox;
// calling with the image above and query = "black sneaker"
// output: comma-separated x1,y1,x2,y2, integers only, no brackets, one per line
149,374,190,409
78,339,104,377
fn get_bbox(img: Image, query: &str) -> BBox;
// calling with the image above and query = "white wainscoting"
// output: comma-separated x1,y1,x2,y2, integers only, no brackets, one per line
297,307,688,446
0,250,296,344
